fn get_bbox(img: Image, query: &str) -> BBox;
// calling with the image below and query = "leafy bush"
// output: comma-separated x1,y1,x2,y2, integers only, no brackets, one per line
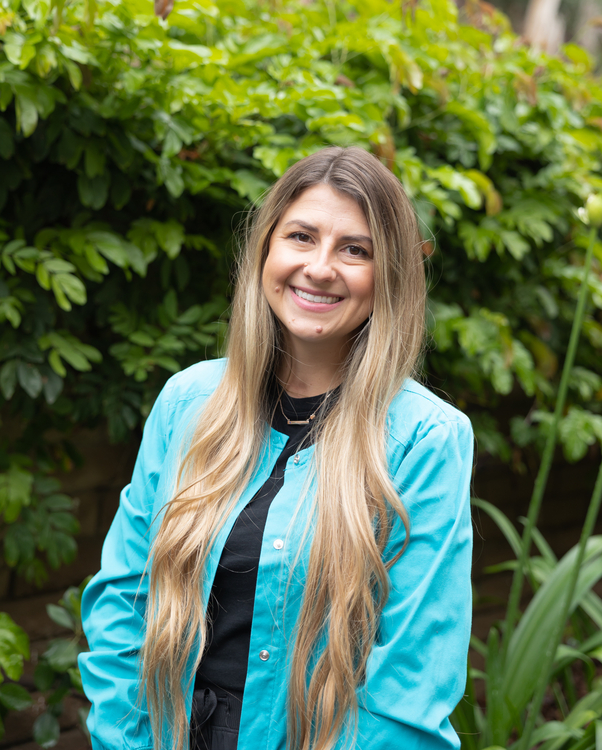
455,513,602,750
0,612,32,734
33,578,90,748
1,0,602,575
2,0,602,745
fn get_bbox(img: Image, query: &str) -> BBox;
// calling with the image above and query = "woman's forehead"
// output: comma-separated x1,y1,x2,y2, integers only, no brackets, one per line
276,185,370,236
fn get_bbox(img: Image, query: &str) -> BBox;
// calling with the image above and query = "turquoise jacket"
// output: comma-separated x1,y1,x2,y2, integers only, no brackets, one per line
79,358,474,750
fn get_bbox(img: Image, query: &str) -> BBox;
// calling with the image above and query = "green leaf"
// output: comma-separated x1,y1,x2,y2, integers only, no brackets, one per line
43,494,73,511
0,612,30,680
57,129,83,169
162,129,183,158
0,360,18,400
77,173,110,210
64,59,82,91
154,220,184,259
43,638,80,671
0,682,32,711
160,161,185,198
39,332,101,372
36,262,51,290
84,142,106,178
34,662,55,692
445,101,496,170
4,524,35,567
17,362,43,398
129,331,155,347
472,498,523,558
50,511,79,533
50,276,71,311
88,231,128,267
231,170,269,201
53,273,86,306
563,43,594,69
42,369,63,405
110,173,131,210
68,666,83,692
15,95,38,137
33,712,60,749
503,538,602,738
500,230,530,261
48,350,66,378
46,604,75,631
0,463,33,522
163,289,178,321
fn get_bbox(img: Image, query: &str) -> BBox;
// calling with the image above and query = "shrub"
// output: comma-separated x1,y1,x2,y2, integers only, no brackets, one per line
1,0,602,743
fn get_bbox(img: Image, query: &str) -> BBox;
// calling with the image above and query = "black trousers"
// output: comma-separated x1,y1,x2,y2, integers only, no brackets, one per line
190,687,242,750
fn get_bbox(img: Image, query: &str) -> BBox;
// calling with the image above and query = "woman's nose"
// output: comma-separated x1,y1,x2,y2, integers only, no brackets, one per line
302,253,336,283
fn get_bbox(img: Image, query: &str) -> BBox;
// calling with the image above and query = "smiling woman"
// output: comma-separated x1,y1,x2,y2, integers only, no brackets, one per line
79,147,474,750
263,184,375,395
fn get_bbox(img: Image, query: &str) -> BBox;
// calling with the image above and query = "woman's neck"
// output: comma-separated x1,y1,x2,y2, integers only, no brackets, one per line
277,343,348,398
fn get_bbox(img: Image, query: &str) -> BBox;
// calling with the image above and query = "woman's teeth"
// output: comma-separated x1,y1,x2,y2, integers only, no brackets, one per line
293,288,341,304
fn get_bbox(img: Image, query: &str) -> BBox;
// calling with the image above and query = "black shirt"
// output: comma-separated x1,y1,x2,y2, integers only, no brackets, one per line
195,387,337,694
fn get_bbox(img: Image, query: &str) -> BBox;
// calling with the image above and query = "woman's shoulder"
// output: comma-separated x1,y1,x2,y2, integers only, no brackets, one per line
387,378,473,450
163,357,227,405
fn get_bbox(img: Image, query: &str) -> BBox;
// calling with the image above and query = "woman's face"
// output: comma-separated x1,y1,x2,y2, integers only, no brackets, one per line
262,183,375,357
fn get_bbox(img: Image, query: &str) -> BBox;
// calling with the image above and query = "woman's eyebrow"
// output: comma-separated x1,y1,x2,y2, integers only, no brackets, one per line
282,220,320,233
340,234,373,246
282,220,373,245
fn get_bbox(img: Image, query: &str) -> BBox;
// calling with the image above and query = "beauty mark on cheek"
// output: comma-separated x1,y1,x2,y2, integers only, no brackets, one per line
315,326,323,333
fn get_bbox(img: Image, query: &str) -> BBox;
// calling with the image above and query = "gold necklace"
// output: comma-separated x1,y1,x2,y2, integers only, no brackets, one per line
278,397,316,425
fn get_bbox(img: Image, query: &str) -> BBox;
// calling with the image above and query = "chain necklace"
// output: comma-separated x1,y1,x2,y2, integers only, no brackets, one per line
278,397,316,425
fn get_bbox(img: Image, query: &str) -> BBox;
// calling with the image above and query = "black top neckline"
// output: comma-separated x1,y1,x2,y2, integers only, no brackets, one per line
272,384,341,436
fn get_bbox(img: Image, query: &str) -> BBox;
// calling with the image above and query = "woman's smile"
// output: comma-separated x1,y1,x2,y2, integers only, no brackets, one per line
262,183,374,357
290,285,344,309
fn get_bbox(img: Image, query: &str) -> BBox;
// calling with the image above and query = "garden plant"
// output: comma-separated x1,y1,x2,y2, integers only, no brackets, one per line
1,0,602,745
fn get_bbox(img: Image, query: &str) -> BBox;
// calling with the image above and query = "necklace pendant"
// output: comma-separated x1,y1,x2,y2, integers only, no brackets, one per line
285,413,316,426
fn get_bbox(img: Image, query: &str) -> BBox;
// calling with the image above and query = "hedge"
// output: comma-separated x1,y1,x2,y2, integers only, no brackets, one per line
0,0,601,586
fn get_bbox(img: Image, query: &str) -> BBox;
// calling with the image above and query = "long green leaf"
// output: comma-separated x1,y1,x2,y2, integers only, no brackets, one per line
472,498,523,559
518,458,602,750
501,537,602,735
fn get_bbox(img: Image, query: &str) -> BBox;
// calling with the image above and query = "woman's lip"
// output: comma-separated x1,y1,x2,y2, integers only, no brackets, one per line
292,284,343,298
289,286,344,312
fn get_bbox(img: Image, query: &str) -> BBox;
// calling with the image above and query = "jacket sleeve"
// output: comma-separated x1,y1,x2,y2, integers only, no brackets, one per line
352,416,473,750
78,380,174,750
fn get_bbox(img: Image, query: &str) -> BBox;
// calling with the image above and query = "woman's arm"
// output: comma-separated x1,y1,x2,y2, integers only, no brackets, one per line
78,380,174,750
352,416,474,750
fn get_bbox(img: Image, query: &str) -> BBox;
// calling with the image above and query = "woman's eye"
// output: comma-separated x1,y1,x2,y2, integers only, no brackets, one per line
289,232,312,243
344,245,368,257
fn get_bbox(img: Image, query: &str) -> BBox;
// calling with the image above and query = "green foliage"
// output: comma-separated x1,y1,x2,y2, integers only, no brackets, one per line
1,0,602,742
0,612,32,739
1,463,79,584
0,0,600,581
33,578,90,749
455,501,602,750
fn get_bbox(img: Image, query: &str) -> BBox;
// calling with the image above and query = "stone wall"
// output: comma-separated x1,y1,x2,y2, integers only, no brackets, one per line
0,427,599,748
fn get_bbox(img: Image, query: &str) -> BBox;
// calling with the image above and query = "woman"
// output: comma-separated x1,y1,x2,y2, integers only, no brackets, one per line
79,146,473,750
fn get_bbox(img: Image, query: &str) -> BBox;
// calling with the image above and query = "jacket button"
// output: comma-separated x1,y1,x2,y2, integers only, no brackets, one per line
259,650,270,661
273,539,284,550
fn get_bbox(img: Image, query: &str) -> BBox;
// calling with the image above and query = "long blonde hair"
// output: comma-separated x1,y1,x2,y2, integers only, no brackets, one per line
142,147,426,750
